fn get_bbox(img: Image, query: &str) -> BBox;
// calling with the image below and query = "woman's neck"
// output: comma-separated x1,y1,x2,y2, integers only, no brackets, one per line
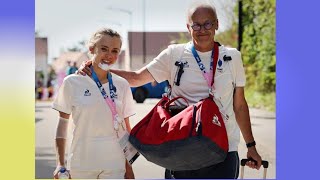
92,62,109,83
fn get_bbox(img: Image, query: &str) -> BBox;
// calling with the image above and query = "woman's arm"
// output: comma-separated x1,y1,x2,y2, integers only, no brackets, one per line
53,111,70,179
124,117,131,133
124,160,135,179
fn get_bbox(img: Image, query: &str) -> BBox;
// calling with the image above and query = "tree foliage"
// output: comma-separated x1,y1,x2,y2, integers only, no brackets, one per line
241,0,276,93
174,0,275,99
215,21,238,48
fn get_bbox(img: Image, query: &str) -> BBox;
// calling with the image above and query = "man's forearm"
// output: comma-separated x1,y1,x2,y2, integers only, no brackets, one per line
234,102,255,143
111,69,141,87
111,67,154,87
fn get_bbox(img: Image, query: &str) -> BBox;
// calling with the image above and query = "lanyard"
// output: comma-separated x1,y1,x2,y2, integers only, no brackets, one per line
91,66,123,132
191,43,229,120
191,43,218,88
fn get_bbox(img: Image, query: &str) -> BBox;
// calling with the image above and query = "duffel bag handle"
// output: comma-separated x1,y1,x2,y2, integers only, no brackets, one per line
164,96,189,111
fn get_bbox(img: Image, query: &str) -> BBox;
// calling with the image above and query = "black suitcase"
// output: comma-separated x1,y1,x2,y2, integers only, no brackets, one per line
240,159,269,179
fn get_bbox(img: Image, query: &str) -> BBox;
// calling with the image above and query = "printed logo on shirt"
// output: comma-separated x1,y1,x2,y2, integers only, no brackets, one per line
212,115,221,127
110,85,118,99
84,89,91,96
217,59,223,72
178,60,189,68
183,61,189,68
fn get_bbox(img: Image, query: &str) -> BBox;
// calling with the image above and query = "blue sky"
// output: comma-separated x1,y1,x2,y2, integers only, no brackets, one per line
35,0,236,62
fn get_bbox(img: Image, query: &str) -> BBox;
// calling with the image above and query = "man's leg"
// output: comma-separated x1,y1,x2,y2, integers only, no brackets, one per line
165,169,174,179
165,152,240,179
199,151,240,179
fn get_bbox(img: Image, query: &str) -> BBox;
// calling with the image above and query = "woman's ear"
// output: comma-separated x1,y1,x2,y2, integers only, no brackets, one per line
89,46,94,54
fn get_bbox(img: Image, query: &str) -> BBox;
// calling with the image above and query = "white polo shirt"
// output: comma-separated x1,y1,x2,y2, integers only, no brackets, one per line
53,73,135,171
146,42,246,151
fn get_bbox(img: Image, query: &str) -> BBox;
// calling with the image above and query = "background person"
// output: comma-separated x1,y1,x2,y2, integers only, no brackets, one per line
66,61,78,76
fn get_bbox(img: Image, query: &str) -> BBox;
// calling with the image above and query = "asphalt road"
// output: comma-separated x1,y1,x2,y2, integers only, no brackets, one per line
35,99,275,179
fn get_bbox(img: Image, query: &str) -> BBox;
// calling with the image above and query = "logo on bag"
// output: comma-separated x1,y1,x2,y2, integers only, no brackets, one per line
212,115,221,127
84,89,91,96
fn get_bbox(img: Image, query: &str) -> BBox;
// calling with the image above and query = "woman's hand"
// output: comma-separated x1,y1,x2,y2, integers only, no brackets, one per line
53,166,72,179
124,161,135,179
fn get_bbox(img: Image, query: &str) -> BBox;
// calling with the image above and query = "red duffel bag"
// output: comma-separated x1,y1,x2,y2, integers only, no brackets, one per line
128,95,229,171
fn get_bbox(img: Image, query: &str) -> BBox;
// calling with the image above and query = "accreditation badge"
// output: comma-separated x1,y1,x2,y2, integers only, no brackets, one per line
118,131,140,164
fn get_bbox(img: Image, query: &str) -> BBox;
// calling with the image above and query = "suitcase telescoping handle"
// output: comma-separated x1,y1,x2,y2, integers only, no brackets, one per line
240,158,269,179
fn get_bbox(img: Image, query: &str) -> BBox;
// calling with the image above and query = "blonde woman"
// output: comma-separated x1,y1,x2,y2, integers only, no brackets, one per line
53,28,135,179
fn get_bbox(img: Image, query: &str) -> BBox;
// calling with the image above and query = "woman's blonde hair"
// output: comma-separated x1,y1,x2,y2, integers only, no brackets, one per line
87,28,122,50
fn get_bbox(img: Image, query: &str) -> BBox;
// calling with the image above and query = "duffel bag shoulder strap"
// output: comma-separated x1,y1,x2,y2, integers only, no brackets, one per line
211,42,220,87
171,43,187,87
164,96,189,111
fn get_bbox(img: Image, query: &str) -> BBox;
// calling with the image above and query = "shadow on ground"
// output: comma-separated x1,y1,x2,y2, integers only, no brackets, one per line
35,159,56,179
35,118,43,123
36,147,56,179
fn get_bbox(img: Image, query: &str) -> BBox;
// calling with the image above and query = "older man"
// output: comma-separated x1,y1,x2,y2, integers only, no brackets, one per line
78,2,261,179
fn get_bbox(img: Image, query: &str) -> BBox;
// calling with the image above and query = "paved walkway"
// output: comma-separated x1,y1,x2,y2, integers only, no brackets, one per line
35,99,275,179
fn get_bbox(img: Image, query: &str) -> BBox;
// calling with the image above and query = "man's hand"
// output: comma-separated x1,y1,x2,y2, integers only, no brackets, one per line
76,60,92,76
246,146,262,170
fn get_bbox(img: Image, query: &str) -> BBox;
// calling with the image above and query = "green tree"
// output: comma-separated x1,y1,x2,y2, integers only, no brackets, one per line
241,0,276,93
216,0,276,110
215,21,238,48
169,32,191,44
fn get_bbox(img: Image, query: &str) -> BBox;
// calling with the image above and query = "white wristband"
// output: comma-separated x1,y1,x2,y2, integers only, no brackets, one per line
55,117,69,139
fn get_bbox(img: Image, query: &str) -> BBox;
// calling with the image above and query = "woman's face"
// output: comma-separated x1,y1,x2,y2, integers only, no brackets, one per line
90,35,121,66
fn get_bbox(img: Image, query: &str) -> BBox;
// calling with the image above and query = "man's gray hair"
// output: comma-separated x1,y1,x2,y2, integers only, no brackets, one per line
186,0,217,23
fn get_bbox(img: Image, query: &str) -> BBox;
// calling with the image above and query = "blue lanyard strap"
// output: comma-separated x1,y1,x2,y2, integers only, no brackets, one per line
91,66,124,133
191,42,219,87
107,71,116,101
91,66,115,101
191,44,214,73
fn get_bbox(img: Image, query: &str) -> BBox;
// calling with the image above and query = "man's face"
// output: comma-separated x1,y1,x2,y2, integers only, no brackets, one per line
187,7,218,48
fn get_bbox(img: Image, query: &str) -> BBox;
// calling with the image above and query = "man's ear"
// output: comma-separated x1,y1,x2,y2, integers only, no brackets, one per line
187,24,191,34
215,19,219,30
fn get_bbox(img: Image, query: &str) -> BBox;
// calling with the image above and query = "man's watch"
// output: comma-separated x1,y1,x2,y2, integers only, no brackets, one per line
246,140,256,148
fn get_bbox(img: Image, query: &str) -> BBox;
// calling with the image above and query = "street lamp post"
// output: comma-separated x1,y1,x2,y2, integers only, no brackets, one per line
106,7,133,70
142,0,146,64
238,0,243,51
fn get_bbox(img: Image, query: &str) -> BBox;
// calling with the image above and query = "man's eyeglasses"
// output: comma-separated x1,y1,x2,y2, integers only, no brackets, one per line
190,21,215,31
